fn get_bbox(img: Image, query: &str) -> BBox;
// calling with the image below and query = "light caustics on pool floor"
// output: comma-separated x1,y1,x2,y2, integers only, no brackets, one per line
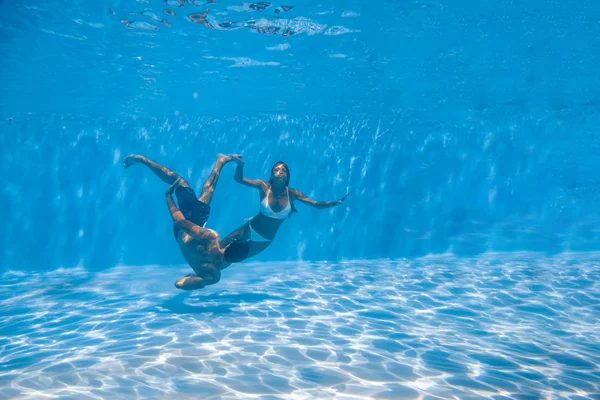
0,254,599,399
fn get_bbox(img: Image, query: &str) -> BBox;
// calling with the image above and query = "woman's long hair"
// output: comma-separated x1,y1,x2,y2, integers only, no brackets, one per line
268,161,298,216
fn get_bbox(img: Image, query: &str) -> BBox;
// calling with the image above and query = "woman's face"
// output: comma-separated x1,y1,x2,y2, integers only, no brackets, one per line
271,163,289,183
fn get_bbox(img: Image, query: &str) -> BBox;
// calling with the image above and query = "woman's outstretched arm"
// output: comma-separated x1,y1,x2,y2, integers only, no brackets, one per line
233,155,267,190
289,188,349,209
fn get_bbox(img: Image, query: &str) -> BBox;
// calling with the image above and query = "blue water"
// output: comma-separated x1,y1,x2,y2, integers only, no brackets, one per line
2,0,600,398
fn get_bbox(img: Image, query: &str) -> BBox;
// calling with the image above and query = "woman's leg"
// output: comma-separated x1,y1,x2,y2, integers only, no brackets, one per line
219,221,250,248
220,221,273,260
247,241,271,258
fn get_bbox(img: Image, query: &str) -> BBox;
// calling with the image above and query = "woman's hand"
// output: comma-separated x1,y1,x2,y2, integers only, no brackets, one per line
328,193,349,207
232,154,244,166
336,193,349,205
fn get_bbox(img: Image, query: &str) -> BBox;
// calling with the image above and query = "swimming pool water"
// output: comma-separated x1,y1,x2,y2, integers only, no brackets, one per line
2,0,600,398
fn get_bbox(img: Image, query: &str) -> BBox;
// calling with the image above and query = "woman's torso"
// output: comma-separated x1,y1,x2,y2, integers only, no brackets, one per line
250,185,292,239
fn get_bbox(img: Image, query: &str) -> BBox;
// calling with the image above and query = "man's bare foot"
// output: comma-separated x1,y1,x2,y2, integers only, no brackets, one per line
216,153,232,164
123,154,142,168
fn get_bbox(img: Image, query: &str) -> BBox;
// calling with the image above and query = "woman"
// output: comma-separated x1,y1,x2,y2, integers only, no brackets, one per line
220,156,349,259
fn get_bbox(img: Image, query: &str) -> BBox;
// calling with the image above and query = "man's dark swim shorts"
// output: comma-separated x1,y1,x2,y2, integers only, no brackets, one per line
173,185,211,238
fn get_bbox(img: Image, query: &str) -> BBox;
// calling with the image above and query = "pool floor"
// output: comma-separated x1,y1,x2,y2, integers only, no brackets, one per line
1,254,599,399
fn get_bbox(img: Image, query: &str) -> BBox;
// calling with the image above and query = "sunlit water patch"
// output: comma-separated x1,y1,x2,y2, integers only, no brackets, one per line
1,253,599,398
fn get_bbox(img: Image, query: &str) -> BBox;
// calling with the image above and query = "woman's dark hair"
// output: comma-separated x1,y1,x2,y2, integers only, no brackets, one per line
268,161,297,216
223,240,250,263
268,161,290,186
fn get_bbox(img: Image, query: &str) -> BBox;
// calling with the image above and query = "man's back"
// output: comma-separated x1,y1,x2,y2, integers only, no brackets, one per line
176,229,229,277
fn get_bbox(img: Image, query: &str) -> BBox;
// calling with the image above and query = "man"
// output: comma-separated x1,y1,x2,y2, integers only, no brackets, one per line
124,153,249,290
